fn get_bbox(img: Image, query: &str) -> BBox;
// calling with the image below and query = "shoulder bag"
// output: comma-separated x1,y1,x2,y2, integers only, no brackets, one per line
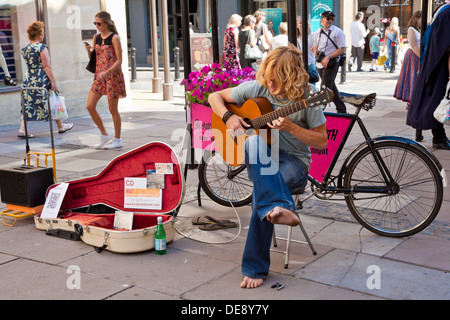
244,31,263,60
86,34,98,73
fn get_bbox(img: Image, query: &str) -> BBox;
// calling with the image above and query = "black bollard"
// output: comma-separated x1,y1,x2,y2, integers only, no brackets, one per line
174,47,180,81
390,42,396,73
131,47,137,82
340,56,347,84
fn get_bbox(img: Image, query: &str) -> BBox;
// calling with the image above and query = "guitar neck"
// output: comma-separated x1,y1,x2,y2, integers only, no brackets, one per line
250,99,307,129
249,88,333,129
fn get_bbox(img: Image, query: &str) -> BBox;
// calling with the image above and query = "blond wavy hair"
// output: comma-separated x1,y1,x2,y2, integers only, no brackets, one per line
256,44,310,101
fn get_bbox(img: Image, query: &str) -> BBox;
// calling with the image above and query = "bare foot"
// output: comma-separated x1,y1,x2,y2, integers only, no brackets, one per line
266,206,300,226
240,276,264,289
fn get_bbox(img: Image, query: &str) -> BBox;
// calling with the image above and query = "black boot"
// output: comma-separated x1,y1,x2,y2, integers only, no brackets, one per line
4,76,17,86
415,130,423,142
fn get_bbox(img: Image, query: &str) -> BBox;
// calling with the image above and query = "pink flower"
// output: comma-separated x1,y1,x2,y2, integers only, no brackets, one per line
181,61,256,106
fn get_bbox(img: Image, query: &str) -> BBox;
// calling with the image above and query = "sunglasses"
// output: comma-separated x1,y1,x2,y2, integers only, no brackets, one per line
325,17,335,21
93,22,102,26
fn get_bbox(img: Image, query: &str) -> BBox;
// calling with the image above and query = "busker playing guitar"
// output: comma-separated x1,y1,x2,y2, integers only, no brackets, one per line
208,44,328,289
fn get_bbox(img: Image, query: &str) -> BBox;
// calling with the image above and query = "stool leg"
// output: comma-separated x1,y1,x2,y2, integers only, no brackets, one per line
299,221,317,255
272,228,278,247
284,226,293,269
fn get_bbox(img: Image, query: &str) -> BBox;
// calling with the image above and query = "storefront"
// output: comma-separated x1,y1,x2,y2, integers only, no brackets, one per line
0,0,129,127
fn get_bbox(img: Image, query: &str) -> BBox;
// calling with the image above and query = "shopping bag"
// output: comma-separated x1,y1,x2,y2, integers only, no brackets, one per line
49,91,69,120
433,82,450,126
377,54,387,66
244,43,263,60
258,35,269,52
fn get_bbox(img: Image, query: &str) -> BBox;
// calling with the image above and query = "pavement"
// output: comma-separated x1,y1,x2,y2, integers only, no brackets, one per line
0,61,449,304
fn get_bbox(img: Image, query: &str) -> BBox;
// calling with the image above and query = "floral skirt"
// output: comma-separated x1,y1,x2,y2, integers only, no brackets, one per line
394,49,419,103
90,71,126,99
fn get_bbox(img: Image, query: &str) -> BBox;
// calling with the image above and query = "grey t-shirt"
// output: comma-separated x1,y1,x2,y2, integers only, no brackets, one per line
231,80,326,169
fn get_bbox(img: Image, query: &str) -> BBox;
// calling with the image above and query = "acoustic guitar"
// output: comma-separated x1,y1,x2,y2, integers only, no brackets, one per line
210,88,334,166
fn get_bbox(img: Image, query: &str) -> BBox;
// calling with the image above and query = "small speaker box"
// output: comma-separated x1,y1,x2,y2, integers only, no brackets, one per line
0,166,54,207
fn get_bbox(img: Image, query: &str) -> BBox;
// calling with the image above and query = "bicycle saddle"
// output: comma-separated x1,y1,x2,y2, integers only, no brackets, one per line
340,92,377,110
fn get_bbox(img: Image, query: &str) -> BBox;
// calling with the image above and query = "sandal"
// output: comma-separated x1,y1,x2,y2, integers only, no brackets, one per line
192,215,231,225
58,123,74,134
199,221,238,231
18,130,35,139
4,76,17,86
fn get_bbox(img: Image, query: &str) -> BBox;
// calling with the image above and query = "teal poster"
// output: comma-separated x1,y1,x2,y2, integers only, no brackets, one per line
261,8,282,36
311,0,334,33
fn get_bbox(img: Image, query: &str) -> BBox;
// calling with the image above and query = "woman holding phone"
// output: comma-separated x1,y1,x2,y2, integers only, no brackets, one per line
84,11,126,149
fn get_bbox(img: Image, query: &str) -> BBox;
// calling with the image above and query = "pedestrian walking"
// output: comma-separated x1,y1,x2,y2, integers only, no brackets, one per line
254,10,271,59
407,4,450,150
223,14,242,69
238,15,258,72
269,22,288,51
311,11,347,113
369,27,381,71
19,21,73,139
383,17,400,71
84,11,126,149
349,12,368,72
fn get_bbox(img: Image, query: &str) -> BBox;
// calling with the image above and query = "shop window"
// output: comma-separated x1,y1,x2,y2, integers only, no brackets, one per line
0,1,38,93
0,8,15,85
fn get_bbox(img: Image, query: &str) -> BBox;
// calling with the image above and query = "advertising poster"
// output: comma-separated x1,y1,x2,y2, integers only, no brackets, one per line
190,33,213,71
311,0,334,33
192,103,217,151
261,8,282,36
309,115,351,183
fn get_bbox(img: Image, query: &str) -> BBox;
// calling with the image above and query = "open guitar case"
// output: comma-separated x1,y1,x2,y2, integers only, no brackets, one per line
35,142,185,253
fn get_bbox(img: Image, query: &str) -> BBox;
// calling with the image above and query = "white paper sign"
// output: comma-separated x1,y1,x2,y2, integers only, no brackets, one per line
40,183,69,219
124,177,162,210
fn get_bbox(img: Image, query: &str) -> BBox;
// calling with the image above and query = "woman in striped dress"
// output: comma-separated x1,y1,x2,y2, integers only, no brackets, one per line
393,11,422,140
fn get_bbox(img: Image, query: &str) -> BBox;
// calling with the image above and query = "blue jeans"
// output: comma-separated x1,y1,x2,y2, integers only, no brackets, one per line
241,135,308,279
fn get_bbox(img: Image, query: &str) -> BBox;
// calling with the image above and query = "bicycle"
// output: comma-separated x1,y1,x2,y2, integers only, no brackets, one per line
198,92,446,238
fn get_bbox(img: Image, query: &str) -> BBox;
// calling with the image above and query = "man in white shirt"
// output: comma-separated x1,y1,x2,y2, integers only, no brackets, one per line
270,22,288,50
349,12,368,71
311,11,347,113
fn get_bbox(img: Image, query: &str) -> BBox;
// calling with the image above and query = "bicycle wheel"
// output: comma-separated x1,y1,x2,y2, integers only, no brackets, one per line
344,141,443,237
198,151,253,207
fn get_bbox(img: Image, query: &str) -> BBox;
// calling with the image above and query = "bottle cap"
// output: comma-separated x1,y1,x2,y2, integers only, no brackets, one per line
157,216,163,223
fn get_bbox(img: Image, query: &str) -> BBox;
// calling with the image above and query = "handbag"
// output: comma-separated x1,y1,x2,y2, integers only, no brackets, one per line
258,27,269,52
245,44,263,60
433,81,450,126
49,91,69,120
86,34,97,73
86,49,96,73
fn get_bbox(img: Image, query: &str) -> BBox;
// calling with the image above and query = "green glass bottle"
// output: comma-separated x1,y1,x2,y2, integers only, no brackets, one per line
155,216,166,255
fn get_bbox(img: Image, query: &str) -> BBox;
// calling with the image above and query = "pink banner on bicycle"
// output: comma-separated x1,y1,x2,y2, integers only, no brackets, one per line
310,115,352,183
191,103,217,151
